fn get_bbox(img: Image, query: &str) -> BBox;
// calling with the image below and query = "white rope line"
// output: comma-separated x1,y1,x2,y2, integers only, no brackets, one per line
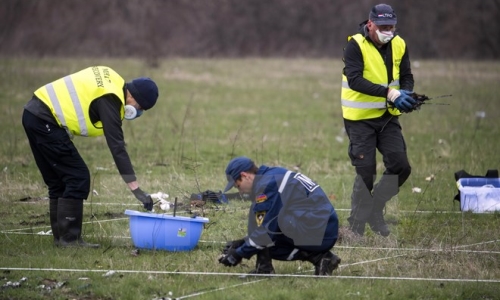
1,267,499,283
297,253,404,275
13,200,468,214
0,206,470,234
4,251,500,300
0,247,496,298
15,201,141,206
2,204,497,298
0,267,324,278
0,232,132,239
0,253,493,300
176,254,403,300
336,244,500,254
0,218,128,232
2,230,500,255
333,276,500,282
452,239,500,249
343,254,406,267
176,278,267,299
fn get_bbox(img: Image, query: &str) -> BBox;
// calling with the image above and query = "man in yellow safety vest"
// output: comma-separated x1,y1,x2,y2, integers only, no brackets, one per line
22,66,159,247
340,4,416,237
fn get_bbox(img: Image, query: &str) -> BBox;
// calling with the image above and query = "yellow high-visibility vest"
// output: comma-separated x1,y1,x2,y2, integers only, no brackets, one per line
35,66,125,137
341,34,406,120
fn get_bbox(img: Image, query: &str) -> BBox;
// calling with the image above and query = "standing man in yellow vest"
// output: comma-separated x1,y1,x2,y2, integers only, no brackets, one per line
341,4,416,237
22,66,159,247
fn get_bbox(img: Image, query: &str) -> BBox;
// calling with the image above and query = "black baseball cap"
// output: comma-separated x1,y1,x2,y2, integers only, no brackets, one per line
369,4,397,26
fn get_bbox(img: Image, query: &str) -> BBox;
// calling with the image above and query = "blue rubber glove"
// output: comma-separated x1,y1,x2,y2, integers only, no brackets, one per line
400,89,414,96
394,94,417,113
218,248,243,267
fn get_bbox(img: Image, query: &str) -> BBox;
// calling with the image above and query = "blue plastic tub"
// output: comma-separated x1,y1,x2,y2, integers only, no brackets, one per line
124,210,209,251
457,178,500,213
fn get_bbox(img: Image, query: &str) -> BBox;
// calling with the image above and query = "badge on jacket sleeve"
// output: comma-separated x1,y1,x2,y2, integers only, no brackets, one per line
255,211,266,226
256,194,268,203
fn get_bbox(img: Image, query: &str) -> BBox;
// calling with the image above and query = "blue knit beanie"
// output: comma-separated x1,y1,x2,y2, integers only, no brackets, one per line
127,77,158,110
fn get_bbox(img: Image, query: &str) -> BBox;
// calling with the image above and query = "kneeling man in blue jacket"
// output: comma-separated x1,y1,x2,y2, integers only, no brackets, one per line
218,157,341,276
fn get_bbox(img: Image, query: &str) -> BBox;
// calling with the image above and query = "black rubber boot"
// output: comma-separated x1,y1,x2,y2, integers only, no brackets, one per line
368,209,390,237
370,175,397,237
299,251,341,276
348,219,366,236
57,198,100,248
248,248,275,274
49,198,60,246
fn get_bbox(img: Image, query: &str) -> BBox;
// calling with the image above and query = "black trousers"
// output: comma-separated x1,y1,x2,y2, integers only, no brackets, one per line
344,113,411,223
22,110,90,199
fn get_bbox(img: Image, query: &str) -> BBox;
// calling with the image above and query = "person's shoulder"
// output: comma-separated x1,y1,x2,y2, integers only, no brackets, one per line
345,33,365,49
90,95,122,117
264,166,290,175
96,94,122,105
391,35,407,46
254,167,284,186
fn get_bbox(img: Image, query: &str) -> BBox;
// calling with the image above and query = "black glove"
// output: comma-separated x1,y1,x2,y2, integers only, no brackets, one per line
132,188,153,211
202,190,220,202
201,190,228,204
218,248,243,267
222,239,245,255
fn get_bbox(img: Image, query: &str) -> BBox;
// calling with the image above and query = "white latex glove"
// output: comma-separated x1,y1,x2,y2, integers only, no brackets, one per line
387,88,401,103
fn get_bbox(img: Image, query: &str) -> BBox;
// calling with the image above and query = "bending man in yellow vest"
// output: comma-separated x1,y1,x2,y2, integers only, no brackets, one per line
22,66,159,247
341,4,416,237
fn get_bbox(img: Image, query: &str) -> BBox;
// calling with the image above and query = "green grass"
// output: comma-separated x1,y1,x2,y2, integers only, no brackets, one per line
1,57,499,299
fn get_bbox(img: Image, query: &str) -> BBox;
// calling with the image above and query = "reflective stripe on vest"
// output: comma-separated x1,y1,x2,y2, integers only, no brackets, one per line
45,76,88,135
35,66,125,137
341,79,399,109
341,34,406,120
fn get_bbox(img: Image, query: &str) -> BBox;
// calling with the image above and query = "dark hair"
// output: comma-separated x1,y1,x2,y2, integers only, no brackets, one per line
235,164,258,181
247,164,259,174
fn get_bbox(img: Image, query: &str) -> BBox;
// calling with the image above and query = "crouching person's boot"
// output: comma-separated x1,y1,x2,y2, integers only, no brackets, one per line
249,248,275,274
299,250,341,276
57,198,100,248
49,198,60,246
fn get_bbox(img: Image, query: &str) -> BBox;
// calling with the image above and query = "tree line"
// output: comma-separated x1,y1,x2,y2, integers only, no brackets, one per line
1,0,499,60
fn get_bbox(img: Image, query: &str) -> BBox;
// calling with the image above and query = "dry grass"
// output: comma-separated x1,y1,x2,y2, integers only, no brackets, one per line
1,57,499,299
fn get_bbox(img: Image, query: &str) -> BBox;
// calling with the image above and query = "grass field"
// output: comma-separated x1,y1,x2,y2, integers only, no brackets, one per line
0,57,499,300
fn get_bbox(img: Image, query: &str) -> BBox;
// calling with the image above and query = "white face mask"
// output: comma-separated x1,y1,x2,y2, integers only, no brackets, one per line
124,105,143,120
376,29,394,44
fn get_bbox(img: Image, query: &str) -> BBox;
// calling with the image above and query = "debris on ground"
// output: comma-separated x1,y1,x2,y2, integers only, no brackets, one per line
131,249,140,256
102,270,116,277
2,277,27,289
37,278,66,291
